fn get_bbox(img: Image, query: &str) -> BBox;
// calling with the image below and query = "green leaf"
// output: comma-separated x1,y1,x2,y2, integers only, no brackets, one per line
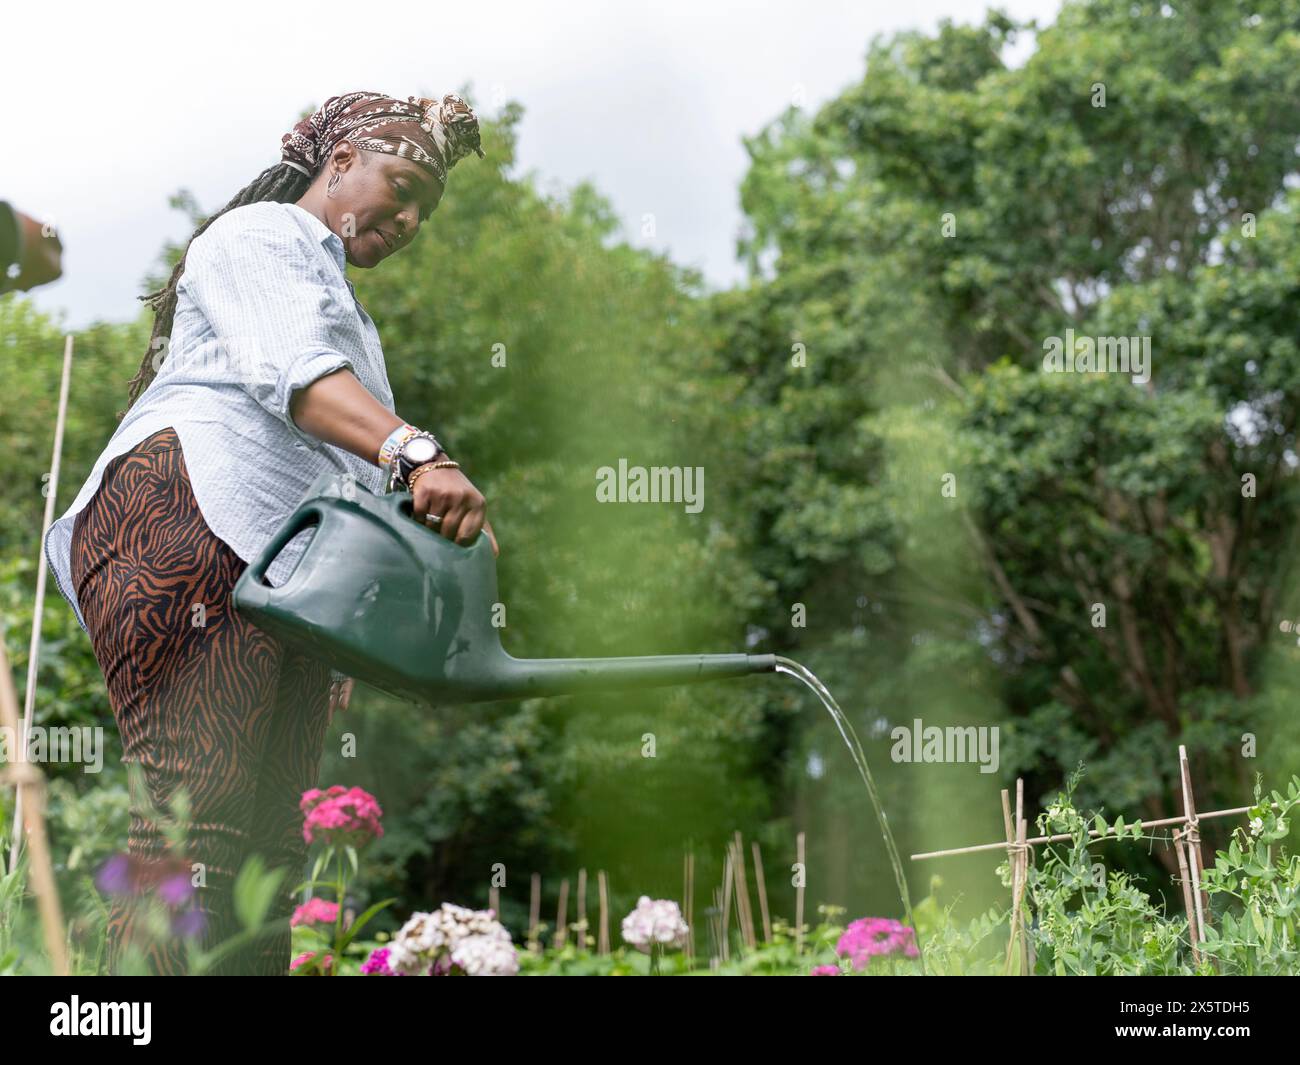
338,898,398,951
232,855,286,932
311,850,328,887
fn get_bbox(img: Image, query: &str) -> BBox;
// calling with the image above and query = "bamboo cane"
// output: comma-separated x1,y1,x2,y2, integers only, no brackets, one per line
1004,779,1026,975
1179,745,1212,939
9,335,74,872
576,867,587,952
1018,807,1030,975
719,848,734,962
683,849,695,963
554,877,569,950
710,886,722,967
1001,788,1019,974
795,830,805,956
751,841,772,944
597,871,610,954
732,831,756,950
528,872,541,952
0,643,69,975
1173,826,1201,967
912,804,1269,860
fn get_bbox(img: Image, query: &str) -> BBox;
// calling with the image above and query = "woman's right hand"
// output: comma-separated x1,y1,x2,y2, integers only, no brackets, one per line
410,462,499,556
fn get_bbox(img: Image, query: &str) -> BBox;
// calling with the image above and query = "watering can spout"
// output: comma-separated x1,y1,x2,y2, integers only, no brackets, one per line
232,474,777,709
492,652,777,702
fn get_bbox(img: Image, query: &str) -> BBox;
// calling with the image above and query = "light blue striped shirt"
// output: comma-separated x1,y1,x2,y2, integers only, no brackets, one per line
43,200,396,634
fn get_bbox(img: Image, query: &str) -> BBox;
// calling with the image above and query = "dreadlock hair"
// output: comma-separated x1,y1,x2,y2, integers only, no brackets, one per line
122,154,364,417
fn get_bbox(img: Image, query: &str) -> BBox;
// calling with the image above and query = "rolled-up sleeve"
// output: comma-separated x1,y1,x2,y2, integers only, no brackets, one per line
180,210,360,450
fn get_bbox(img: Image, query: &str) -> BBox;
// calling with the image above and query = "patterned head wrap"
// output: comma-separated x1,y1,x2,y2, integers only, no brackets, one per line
280,90,485,190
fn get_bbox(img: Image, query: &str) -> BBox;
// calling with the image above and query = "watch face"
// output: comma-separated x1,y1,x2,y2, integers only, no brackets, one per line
404,437,438,465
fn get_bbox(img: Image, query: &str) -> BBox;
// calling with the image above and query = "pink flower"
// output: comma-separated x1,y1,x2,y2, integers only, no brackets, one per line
290,951,334,974
300,785,384,848
810,964,841,976
361,947,410,976
291,897,340,928
835,917,919,970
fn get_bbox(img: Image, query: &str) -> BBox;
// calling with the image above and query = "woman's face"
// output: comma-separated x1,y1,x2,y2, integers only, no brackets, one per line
325,143,443,267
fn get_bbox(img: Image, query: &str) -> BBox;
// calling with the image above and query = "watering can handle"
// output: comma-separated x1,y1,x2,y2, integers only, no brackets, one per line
383,489,486,550
244,502,324,587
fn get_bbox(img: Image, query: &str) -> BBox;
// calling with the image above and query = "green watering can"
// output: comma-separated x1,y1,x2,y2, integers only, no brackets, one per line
232,472,776,708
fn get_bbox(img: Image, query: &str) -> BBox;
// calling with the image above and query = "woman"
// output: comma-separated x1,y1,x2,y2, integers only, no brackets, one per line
41,90,498,975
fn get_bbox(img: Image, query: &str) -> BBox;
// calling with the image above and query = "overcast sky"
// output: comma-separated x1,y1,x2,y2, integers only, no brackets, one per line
5,0,1061,332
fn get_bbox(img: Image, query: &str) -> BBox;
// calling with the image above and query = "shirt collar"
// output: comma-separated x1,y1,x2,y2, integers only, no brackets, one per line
284,202,354,294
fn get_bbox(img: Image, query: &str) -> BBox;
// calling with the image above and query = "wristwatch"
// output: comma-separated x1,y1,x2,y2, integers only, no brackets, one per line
388,431,443,493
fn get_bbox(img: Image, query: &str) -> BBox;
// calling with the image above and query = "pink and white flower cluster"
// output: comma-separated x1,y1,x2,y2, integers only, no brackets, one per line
385,902,519,976
620,896,689,952
835,916,919,970
300,785,384,848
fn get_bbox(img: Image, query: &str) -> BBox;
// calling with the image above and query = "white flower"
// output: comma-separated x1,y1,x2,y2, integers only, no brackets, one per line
390,902,517,975
451,932,520,976
620,896,689,952
1250,817,1264,837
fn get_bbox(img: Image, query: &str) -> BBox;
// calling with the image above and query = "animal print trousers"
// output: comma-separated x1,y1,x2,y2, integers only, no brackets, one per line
69,426,332,975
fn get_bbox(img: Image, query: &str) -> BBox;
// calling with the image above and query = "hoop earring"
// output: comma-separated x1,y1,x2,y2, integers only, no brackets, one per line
326,169,341,196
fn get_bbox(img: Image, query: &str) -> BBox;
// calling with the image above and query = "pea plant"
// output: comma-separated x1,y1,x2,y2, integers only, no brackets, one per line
1012,777,1188,975
1197,775,1300,975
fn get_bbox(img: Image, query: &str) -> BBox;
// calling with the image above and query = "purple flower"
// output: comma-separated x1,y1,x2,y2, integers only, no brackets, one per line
157,873,195,908
810,964,841,976
171,908,207,939
95,853,132,895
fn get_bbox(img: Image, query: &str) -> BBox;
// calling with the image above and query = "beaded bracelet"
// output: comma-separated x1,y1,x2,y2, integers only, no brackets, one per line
406,459,461,492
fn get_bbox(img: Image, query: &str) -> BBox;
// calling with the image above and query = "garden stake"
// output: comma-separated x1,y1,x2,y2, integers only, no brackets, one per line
576,867,587,952
732,831,756,949
1019,809,1031,975
555,877,569,950
1173,826,1201,967
528,872,541,953
1004,779,1029,975
709,886,723,967
489,885,500,923
1000,788,1020,974
1179,745,1212,938
683,850,696,962
719,847,734,961
912,803,1270,860
0,641,69,975
795,830,806,956
598,870,610,953
8,334,74,873
1003,783,1019,973
752,841,772,944
729,834,747,949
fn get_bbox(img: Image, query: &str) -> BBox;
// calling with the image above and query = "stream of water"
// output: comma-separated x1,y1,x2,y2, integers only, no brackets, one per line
773,656,927,975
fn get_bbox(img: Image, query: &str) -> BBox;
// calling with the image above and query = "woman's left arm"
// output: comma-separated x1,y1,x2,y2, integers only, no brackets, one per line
288,366,498,556
287,363,403,463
